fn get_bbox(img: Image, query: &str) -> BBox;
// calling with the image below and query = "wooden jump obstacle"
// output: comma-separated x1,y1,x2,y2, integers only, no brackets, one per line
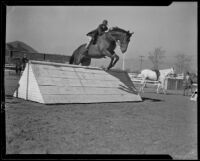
13,60,142,104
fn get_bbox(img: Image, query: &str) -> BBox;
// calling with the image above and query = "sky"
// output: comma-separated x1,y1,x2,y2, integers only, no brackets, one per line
6,2,197,71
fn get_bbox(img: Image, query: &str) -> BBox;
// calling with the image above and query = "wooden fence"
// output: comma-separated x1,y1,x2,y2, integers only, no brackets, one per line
128,73,186,90
5,50,71,65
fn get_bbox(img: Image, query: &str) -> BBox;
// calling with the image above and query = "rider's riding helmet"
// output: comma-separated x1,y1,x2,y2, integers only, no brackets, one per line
102,20,108,25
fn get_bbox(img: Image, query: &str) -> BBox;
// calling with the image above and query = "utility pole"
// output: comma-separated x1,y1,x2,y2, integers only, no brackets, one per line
139,55,144,71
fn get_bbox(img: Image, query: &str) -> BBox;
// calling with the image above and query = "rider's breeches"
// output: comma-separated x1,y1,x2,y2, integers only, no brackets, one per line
85,36,92,48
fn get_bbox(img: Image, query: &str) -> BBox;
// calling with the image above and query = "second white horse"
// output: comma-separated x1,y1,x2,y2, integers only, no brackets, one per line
138,68,175,94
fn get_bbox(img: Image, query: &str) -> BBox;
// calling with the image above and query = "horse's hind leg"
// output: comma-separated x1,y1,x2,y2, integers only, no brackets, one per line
162,87,166,94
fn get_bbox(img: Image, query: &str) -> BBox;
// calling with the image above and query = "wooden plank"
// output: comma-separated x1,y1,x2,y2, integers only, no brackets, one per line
30,60,103,70
42,93,142,104
36,76,128,88
32,65,118,81
39,85,136,95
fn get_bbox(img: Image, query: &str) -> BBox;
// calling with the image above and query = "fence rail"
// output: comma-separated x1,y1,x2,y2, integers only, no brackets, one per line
129,73,185,90
130,76,159,86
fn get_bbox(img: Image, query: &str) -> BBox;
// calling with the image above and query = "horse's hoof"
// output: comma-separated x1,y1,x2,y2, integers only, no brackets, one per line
101,67,106,70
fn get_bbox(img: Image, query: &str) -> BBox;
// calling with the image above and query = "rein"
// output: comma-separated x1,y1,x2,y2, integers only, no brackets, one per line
106,30,124,46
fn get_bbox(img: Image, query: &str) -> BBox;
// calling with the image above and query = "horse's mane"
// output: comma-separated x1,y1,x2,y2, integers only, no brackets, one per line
109,27,129,34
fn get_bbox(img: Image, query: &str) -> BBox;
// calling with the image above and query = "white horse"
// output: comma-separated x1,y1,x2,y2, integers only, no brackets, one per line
138,68,175,94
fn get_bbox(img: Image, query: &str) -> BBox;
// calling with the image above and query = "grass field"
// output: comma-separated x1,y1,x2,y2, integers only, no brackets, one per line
4,70,197,159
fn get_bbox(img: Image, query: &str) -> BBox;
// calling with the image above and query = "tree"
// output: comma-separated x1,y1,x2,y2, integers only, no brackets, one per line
174,53,192,73
148,47,165,70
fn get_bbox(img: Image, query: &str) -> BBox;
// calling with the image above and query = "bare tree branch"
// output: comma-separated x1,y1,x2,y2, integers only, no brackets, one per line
148,47,165,70
174,53,192,73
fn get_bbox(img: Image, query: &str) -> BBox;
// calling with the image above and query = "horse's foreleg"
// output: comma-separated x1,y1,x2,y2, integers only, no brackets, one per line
107,57,114,70
102,50,115,70
111,54,119,68
157,83,160,94
142,80,147,93
140,79,146,93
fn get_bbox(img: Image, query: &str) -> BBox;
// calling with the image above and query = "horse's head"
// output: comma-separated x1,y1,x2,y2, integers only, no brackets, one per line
109,27,134,53
169,67,175,75
160,67,175,77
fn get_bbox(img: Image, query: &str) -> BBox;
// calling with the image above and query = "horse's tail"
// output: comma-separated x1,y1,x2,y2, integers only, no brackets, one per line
137,72,144,79
69,53,75,64
69,44,87,65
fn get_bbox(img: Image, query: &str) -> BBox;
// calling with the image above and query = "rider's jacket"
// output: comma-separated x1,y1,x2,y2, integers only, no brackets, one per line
97,24,108,35
86,23,108,37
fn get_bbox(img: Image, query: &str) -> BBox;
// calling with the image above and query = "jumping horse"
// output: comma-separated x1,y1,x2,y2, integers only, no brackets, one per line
69,27,134,70
138,68,175,94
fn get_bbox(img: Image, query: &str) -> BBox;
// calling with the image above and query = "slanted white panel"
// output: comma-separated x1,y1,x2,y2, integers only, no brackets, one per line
13,63,44,103
13,63,28,98
26,65,44,103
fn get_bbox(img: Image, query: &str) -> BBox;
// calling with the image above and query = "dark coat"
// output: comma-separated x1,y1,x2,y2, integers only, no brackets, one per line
152,69,160,81
86,24,108,37
183,75,193,88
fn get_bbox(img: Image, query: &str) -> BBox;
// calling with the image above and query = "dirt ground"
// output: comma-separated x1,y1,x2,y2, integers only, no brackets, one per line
5,87,197,159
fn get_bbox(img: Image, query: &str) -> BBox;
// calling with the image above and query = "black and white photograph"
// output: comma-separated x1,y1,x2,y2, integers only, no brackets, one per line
3,2,197,159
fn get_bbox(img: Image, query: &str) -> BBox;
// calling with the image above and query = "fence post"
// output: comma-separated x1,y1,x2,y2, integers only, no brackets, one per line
10,50,13,58
175,79,178,90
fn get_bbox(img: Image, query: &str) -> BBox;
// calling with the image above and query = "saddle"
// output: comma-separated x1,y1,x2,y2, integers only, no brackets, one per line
87,29,105,45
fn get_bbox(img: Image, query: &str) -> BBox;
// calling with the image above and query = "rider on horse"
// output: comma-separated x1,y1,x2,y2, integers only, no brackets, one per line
152,68,160,81
85,20,108,50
